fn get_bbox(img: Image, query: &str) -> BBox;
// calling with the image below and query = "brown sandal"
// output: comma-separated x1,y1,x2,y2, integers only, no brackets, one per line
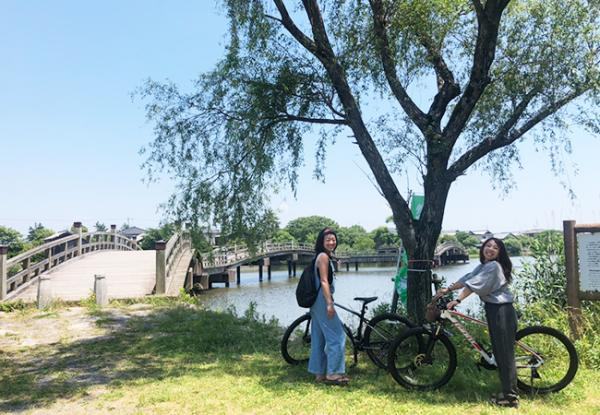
324,375,350,386
489,394,519,408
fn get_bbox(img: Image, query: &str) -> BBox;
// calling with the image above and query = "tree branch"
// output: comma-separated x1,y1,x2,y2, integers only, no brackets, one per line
418,32,461,124
272,0,415,241
443,0,510,143
369,0,431,134
448,87,589,178
279,113,349,125
272,0,318,54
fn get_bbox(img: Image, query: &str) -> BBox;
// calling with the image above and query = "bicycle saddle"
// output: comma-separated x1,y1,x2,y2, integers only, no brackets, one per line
354,296,378,305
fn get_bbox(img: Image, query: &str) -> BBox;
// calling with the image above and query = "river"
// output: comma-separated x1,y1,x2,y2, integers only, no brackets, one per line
197,257,529,326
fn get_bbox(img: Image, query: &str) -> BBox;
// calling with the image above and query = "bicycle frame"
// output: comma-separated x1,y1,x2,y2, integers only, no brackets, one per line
437,309,546,370
334,302,369,343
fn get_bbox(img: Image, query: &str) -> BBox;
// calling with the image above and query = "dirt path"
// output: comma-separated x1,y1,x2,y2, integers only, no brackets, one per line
0,304,157,414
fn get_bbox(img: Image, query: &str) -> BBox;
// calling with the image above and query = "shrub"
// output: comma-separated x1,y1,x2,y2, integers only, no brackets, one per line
514,231,566,307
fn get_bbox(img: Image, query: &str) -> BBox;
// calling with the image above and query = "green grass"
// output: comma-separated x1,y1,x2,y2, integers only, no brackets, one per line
0,298,598,414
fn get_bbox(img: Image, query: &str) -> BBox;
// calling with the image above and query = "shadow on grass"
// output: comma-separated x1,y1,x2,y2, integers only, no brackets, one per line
0,303,580,412
0,304,282,412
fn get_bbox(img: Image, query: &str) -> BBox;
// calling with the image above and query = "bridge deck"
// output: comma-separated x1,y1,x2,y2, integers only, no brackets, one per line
166,250,194,296
13,251,156,302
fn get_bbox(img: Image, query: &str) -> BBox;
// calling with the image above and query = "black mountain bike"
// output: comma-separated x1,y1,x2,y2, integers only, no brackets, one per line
281,296,413,369
387,294,579,394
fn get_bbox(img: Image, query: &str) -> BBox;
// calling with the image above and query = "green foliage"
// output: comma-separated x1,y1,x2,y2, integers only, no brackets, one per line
284,216,339,245
369,301,392,318
26,223,54,246
518,300,600,370
438,234,458,244
189,226,213,253
270,229,297,244
0,225,25,258
8,264,23,278
218,209,281,248
455,232,480,250
370,226,400,249
138,223,177,250
337,225,369,248
0,299,29,313
514,231,566,307
503,236,523,256
94,222,107,232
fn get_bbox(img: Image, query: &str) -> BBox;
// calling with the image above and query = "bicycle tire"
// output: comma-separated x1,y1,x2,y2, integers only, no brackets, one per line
281,314,312,365
387,326,457,390
515,325,578,394
363,312,413,369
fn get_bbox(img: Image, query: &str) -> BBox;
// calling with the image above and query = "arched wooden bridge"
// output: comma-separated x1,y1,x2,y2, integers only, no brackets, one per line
0,225,196,303
434,241,470,265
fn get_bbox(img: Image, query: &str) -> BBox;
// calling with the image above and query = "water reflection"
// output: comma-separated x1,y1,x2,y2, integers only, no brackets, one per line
198,257,528,326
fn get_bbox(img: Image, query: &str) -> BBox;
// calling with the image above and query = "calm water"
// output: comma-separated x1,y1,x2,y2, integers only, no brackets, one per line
198,257,528,326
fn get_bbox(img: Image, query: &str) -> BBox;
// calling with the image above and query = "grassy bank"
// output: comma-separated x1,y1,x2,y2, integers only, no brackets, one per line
0,298,598,414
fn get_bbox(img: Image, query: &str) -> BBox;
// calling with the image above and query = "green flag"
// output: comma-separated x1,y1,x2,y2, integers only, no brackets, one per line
394,248,409,307
411,195,424,220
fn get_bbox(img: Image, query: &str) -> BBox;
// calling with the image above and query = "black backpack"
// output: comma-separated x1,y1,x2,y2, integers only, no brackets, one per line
295,257,333,308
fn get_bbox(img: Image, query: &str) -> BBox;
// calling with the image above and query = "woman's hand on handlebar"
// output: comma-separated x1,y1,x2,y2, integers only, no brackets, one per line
436,287,450,296
446,300,459,310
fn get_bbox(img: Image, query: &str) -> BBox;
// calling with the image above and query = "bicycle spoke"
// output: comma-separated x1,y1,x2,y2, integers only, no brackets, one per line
515,326,578,394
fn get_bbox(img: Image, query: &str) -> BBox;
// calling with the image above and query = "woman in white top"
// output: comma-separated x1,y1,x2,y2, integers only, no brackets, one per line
439,237,518,408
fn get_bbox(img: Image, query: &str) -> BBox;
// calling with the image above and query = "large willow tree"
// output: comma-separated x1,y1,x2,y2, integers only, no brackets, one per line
139,0,600,321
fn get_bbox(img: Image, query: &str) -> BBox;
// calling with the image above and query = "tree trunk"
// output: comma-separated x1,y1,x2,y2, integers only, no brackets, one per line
404,170,452,323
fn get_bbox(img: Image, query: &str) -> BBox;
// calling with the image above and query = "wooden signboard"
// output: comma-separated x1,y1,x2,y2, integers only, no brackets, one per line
563,220,600,338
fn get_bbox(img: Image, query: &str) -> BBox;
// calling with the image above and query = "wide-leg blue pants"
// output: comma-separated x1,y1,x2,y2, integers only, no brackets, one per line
307,278,346,375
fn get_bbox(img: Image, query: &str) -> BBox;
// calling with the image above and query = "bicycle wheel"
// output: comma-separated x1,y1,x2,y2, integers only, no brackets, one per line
363,312,413,369
387,327,457,390
515,325,578,394
281,314,312,365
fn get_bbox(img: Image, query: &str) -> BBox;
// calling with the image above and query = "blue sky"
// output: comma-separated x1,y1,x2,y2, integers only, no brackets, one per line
1,1,599,236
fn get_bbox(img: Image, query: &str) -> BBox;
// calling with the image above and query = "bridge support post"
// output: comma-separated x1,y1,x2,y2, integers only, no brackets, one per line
292,254,298,277
155,240,166,295
236,266,241,285
37,276,52,309
355,262,359,272
346,262,350,272
111,224,117,250
227,268,236,287
264,257,271,281
258,260,263,282
0,245,7,301
94,274,108,306
287,260,292,278
73,221,83,257
185,267,193,291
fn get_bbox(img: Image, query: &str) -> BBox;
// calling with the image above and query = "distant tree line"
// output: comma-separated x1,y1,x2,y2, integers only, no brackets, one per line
1,218,563,259
438,230,564,257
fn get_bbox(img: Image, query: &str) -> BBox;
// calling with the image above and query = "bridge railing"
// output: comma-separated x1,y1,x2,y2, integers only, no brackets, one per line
164,231,192,280
201,241,313,268
1,230,140,300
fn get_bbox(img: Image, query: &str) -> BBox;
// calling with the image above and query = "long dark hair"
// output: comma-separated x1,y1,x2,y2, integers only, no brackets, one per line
314,227,338,257
479,237,512,283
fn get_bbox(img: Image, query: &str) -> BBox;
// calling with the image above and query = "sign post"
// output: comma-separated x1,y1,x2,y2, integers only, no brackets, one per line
563,220,600,339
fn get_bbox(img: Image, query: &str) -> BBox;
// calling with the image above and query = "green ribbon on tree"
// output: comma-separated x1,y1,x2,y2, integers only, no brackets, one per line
394,248,409,307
